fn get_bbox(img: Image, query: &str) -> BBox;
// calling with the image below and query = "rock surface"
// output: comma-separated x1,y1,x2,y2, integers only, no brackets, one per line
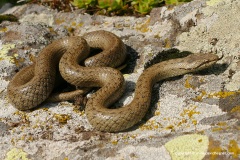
0,0,239,159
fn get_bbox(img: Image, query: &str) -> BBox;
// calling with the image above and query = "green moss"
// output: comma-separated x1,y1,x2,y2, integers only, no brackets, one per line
0,14,18,23
70,0,193,15
165,0,192,5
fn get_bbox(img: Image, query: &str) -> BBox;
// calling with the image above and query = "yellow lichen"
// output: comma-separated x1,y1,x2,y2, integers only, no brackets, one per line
193,90,207,102
55,18,65,24
111,140,118,145
73,107,85,116
48,27,56,34
181,106,200,119
231,106,240,113
71,21,76,26
211,121,230,132
139,120,162,131
27,53,36,63
217,121,227,126
13,111,30,124
180,105,200,126
185,76,195,89
67,26,74,33
0,27,8,32
228,140,240,159
11,138,15,145
192,119,198,125
27,136,34,142
177,118,187,126
135,18,150,33
211,127,223,132
164,38,172,48
166,125,174,130
54,114,71,124
192,90,240,102
42,108,49,111
208,91,240,99
10,54,25,67
77,22,83,27
155,111,160,116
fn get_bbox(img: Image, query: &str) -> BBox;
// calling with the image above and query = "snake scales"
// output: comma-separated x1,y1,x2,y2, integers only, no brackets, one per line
7,30,219,132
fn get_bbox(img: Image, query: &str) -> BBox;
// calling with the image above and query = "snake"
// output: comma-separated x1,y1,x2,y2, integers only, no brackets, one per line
7,30,219,132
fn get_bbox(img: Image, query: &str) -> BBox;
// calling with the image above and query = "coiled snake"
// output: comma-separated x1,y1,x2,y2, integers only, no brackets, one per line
7,30,219,132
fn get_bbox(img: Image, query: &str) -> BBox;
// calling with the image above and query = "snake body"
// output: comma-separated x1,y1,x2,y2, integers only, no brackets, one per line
7,30,219,132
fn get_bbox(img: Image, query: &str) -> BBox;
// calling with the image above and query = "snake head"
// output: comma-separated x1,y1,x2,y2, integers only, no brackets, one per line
178,53,220,71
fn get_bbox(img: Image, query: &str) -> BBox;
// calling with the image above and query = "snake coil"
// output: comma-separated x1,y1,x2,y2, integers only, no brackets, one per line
7,30,219,132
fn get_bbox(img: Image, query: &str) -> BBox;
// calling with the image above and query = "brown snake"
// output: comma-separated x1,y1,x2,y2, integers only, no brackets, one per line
7,30,219,132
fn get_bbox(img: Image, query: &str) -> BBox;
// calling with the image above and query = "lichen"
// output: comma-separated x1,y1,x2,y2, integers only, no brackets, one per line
209,91,240,99
184,76,196,89
193,90,207,102
206,0,223,6
53,114,71,124
135,18,151,33
0,27,8,32
193,90,240,102
5,148,29,160
139,119,162,130
55,18,65,25
0,43,16,62
207,139,227,160
228,140,240,159
180,105,200,126
230,106,240,113
165,134,209,160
